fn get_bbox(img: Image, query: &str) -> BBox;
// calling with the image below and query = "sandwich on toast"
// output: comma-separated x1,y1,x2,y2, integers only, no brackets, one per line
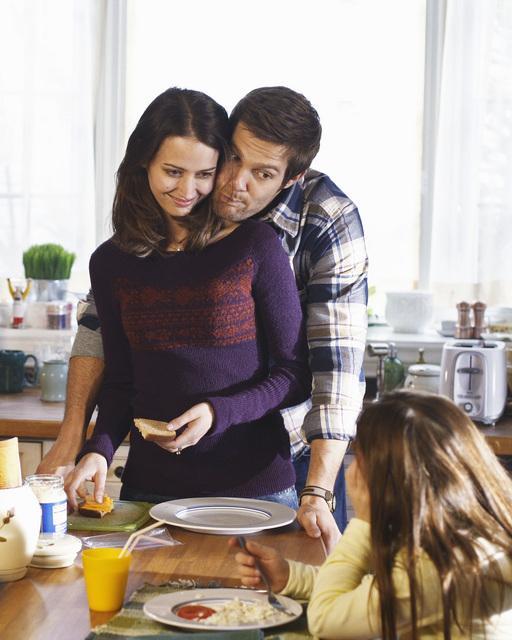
134,418,176,440
78,494,114,518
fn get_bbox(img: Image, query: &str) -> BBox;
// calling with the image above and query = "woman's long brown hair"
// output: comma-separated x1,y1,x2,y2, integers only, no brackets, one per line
356,391,512,639
112,87,230,255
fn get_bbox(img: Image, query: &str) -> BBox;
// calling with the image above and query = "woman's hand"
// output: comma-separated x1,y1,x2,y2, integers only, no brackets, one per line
147,402,214,454
64,452,107,511
228,537,290,593
345,457,371,522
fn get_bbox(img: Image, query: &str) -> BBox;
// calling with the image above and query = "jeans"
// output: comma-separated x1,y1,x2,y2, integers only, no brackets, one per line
293,447,347,532
120,484,298,509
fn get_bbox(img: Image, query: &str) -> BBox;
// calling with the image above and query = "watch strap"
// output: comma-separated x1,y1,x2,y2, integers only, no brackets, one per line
299,485,336,512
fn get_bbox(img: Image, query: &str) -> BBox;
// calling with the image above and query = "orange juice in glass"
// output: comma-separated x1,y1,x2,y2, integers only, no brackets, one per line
82,548,132,612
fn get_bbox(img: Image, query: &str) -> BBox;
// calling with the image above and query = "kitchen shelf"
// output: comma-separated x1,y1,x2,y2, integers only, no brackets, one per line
364,326,448,375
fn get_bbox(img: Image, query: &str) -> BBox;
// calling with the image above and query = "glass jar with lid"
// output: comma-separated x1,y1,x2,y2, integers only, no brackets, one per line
24,474,67,535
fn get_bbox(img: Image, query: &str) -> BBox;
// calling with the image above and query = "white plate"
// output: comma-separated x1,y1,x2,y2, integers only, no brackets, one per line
149,497,296,535
143,587,302,631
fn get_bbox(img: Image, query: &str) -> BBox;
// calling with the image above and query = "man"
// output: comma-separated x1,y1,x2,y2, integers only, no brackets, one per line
38,87,368,552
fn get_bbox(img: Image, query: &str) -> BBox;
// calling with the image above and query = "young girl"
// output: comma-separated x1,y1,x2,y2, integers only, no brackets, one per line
234,391,512,638
65,87,310,508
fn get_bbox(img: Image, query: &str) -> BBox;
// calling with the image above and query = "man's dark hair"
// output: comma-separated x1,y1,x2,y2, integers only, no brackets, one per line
230,86,322,183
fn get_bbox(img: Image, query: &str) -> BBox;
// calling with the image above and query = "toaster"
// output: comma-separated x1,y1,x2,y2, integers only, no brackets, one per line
439,340,507,424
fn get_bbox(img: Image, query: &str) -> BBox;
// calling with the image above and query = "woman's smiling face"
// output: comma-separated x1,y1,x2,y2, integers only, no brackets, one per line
147,136,219,219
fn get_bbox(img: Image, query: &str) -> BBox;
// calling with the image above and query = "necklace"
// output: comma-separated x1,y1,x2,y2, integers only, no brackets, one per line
167,237,187,252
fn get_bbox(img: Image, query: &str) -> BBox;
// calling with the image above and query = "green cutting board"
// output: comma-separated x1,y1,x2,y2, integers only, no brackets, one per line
67,500,153,532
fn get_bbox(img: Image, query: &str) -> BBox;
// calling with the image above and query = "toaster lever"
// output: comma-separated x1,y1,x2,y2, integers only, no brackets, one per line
456,367,482,375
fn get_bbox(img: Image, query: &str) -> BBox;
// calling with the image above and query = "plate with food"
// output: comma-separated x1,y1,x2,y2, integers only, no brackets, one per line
68,496,153,532
149,497,296,535
143,587,303,631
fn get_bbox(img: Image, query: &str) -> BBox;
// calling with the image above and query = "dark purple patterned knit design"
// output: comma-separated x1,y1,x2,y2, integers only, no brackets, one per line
116,258,256,350
80,221,310,498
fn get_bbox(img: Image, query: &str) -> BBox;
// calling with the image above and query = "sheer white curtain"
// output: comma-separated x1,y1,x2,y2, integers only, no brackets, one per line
0,0,101,295
430,0,512,307
125,0,426,297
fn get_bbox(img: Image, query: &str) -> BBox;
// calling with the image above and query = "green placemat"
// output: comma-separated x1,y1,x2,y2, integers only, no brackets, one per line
85,579,311,640
69,501,153,532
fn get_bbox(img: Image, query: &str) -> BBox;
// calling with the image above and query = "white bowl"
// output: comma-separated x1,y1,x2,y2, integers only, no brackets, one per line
385,291,433,334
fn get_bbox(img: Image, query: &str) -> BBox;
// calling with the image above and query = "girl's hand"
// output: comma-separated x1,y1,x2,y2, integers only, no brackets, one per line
147,402,214,454
228,537,290,593
345,458,371,522
64,453,107,511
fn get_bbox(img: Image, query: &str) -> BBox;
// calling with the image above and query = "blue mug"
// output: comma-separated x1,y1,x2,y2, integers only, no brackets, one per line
0,350,39,394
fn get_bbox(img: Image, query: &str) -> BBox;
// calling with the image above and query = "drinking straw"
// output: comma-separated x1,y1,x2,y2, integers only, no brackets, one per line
119,520,165,558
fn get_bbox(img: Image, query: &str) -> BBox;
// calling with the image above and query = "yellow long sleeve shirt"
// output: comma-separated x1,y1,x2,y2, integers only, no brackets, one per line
281,518,512,639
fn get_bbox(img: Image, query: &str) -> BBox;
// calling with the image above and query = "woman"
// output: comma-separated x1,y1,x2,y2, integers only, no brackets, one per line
65,87,310,508
234,391,512,639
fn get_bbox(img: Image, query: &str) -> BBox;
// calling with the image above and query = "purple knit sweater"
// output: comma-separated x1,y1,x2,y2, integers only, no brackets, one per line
80,221,311,497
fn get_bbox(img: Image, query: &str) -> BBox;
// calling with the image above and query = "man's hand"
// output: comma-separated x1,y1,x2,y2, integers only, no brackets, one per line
297,496,341,554
64,452,107,511
228,537,290,592
147,402,214,454
296,439,346,553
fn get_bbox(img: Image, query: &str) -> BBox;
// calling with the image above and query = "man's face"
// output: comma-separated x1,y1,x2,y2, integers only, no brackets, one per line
214,124,299,221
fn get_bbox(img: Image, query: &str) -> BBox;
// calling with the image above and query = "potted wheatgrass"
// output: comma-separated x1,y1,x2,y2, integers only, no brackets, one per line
23,243,76,301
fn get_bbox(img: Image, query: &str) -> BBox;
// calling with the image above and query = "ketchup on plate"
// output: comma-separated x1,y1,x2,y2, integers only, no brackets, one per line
176,604,216,620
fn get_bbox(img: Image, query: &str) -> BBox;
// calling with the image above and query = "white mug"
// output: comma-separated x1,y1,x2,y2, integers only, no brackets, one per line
40,360,68,402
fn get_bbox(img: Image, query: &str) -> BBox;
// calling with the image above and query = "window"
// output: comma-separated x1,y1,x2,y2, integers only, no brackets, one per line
126,0,427,301
3,0,510,314
0,0,100,295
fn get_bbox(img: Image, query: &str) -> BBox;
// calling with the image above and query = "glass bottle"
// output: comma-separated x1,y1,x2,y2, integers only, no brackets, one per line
383,342,405,392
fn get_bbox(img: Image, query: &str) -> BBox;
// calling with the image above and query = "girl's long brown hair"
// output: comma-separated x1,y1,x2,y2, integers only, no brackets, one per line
356,391,512,640
112,87,230,255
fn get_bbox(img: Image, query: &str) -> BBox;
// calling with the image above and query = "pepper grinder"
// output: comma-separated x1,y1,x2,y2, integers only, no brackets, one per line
472,301,487,339
455,301,473,339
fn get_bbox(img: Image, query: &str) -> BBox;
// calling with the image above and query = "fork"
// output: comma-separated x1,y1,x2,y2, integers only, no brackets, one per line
237,535,295,617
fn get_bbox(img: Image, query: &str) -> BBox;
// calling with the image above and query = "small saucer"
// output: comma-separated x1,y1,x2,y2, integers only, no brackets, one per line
29,534,82,569
0,566,29,582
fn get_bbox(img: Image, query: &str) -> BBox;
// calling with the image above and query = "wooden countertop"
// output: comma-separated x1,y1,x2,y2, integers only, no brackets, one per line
0,523,324,640
2,389,512,455
0,388,94,439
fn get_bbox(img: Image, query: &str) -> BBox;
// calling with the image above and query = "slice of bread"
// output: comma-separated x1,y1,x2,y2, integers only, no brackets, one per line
134,418,176,440
78,494,114,518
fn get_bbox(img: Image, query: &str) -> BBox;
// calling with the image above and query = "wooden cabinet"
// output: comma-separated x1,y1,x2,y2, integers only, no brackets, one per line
18,440,43,478
17,439,127,498
105,444,129,498
0,390,129,498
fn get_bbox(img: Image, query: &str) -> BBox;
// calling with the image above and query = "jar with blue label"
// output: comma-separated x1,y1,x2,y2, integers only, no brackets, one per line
25,474,67,535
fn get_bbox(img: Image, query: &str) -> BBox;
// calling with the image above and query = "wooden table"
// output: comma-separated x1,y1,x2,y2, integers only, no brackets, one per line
2,389,512,454
0,523,324,640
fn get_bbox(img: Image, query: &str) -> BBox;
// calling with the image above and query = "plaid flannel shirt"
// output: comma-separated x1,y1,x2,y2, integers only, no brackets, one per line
263,170,368,456
73,169,368,457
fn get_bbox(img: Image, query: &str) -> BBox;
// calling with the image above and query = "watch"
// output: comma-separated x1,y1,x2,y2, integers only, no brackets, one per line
299,485,336,513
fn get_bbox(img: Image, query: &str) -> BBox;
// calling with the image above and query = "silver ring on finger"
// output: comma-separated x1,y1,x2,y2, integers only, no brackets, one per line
175,447,182,455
